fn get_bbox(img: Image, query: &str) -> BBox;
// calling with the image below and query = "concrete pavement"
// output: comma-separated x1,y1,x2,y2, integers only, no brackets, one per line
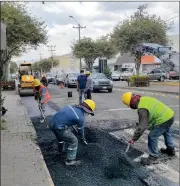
1,91,54,186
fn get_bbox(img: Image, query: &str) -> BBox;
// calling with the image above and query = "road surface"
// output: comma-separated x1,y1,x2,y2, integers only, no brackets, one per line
21,84,179,186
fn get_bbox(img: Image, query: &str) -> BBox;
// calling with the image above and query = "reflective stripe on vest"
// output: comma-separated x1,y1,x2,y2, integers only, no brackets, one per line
39,85,51,104
68,105,79,120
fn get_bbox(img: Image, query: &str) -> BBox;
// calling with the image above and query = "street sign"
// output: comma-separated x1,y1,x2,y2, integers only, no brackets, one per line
1,21,6,50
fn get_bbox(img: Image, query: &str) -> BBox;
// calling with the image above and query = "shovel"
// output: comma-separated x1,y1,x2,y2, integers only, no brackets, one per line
37,101,48,128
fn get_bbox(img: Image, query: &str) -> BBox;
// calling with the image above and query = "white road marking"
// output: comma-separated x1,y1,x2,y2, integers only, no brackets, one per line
109,132,179,184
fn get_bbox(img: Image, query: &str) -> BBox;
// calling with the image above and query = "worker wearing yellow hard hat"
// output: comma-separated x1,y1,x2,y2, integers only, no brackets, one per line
85,71,93,99
121,92,175,165
49,99,96,166
33,79,51,123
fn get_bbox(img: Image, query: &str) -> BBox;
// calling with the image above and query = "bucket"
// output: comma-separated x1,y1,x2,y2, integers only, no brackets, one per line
68,91,72,97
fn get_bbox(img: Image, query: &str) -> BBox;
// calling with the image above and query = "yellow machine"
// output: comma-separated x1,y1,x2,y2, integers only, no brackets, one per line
18,62,34,96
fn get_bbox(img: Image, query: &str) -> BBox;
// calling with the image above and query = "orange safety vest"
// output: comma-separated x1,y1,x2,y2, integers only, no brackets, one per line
33,85,51,104
39,85,51,104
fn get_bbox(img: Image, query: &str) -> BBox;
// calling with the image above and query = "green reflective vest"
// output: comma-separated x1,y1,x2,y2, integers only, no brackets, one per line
138,96,174,129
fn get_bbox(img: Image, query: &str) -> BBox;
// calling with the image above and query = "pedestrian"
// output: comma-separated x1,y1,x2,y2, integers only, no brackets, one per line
121,92,176,165
49,99,96,166
77,70,87,104
40,74,48,87
33,79,51,123
84,71,93,99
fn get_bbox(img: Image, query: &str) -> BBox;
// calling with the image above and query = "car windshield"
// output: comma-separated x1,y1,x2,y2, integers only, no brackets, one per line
46,73,52,77
68,73,79,78
91,73,107,79
112,71,120,75
121,68,133,72
57,74,63,78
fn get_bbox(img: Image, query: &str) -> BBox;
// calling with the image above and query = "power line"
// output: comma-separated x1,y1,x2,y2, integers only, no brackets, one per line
47,45,56,68
165,15,179,22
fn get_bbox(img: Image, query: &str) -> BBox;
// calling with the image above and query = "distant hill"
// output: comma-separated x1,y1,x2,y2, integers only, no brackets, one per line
169,34,179,52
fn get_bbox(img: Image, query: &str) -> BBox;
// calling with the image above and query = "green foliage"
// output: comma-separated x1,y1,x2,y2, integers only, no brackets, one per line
32,58,59,73
72,37,117,70
104,67,112,78
1,2,48,65
128,75,149,83
10,61,18,74
111,4,170,55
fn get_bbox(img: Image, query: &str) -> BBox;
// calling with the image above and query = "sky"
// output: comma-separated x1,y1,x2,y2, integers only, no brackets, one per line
12,2,179,63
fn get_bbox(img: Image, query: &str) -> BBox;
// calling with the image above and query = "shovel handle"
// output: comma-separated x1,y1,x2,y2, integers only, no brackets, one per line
125,143,131,153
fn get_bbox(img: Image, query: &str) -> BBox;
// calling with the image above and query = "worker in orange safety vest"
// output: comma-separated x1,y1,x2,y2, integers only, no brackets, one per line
33,79,51,123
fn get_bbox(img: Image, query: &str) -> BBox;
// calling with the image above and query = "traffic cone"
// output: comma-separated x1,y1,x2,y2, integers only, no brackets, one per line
60,82,64,89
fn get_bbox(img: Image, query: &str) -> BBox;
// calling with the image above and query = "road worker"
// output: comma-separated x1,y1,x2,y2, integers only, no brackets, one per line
121,92,176,165
49,99,96,166
33,79,51,123
77,70,87,104
85,71,93,99
40,74,48,87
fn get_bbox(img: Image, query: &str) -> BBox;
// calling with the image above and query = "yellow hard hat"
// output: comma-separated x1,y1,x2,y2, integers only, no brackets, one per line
85,71,91,75
33,79,41,87
83,99,96,113
121,92,132,106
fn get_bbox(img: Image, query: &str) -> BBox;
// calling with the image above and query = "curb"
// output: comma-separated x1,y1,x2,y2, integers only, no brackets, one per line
19,96,55,186
151,82,179,86
114,86,179,96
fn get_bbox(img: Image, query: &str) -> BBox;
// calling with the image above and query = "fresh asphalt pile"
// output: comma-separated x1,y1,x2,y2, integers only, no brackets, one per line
31,116,178,186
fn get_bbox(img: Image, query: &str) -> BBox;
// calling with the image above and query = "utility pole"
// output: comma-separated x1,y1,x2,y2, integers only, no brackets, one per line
73,24,86,70
47,45,56,69
39,53,43,60
69,16,86,70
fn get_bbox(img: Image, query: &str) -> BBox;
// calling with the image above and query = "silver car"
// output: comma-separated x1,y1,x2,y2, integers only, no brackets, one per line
64,73,79,88
53,74,65,85
147,69,168,82
91,73,113,93
111,71,121,81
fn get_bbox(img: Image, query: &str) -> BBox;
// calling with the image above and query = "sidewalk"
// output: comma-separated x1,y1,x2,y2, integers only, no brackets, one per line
1,91,54,186
113,81,179,95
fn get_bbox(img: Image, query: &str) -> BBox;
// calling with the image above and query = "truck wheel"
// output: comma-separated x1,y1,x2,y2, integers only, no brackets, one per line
108,89,112,93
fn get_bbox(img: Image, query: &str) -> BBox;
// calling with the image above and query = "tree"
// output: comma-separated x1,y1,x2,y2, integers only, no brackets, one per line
32,58,59,73
72,37,117,71
0,2,48,79
111,4,171,75
10,61,18,74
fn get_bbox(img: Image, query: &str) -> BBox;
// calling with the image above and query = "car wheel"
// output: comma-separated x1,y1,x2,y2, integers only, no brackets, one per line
67,83,70,88
108,89,112,93
160,76,165,82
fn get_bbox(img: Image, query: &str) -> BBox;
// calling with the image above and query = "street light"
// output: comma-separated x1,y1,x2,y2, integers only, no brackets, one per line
69,15,86,70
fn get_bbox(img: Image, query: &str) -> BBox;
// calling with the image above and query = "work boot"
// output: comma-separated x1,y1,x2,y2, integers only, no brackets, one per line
141,155,159,166
65,160,81,166
160,147,176,156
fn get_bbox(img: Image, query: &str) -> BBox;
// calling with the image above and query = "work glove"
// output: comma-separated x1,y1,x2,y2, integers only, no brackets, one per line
128,139,134,144
80,138,88,145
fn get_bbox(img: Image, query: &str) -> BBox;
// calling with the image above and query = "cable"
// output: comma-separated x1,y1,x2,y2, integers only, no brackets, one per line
165,15,179,22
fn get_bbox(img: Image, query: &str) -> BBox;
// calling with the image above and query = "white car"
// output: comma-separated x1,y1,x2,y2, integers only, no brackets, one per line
120,71,134,81
111,71,121,81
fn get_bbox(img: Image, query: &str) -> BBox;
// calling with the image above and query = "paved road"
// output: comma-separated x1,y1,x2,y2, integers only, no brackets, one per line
21,83,179,185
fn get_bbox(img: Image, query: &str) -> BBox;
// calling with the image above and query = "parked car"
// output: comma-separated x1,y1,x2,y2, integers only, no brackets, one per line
91,73,113,93
120,70,134,81
46,73,54,83
111,71,121,81
64,73,79,88
53,74,65,85
169,71,179,80
147,69,168,82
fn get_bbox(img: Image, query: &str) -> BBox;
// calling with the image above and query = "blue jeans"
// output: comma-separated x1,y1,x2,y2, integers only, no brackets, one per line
148,117,175,157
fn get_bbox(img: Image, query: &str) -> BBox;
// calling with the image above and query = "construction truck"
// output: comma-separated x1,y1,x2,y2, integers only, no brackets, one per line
18,62,34,96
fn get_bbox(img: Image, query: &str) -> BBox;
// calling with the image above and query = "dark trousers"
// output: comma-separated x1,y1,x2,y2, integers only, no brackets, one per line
85,89,92,99
51,128,78,160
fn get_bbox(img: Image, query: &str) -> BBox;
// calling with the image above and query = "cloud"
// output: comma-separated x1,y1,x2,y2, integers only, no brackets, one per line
13,2,179,63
